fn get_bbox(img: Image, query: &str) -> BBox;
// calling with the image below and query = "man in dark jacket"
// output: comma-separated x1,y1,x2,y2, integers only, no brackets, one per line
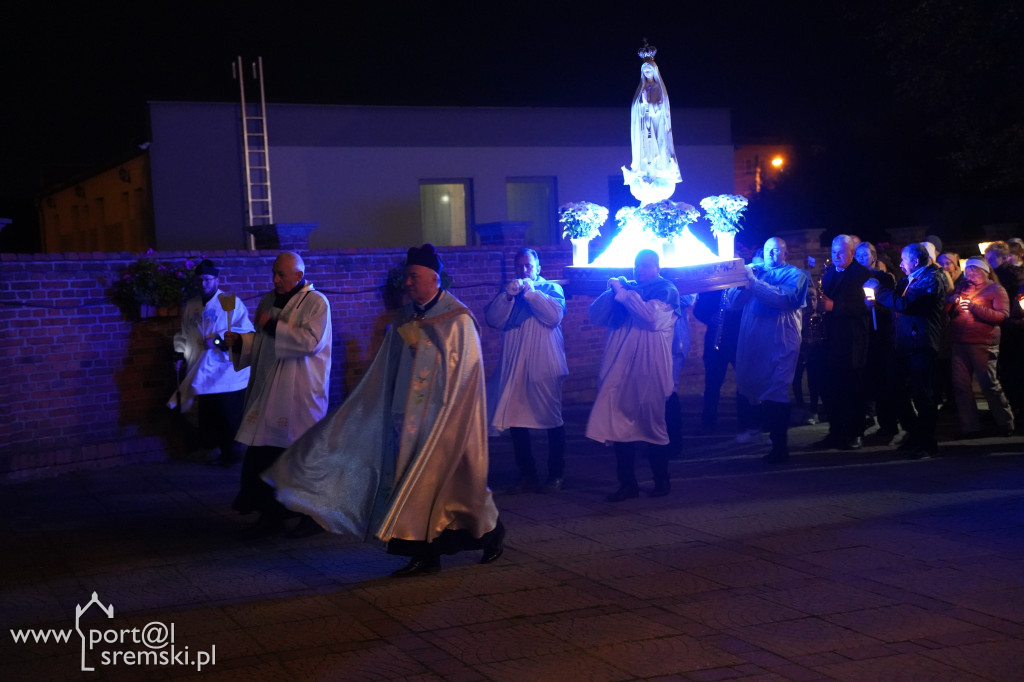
818,235,873,450
986,241,1024,418
693,289,744,432
870,242,951,458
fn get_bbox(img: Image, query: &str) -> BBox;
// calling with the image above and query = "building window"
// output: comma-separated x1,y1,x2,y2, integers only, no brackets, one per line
420,180,472,246
507,177,557,245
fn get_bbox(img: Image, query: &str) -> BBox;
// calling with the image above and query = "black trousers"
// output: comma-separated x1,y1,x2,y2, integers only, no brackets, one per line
233,445,287,517
702,347,736,427
998,331,1024,414
824,365,866,444
613,441,668,490
510,426,565,479
762,400,791,454
196,389,246,455
889,346,939,451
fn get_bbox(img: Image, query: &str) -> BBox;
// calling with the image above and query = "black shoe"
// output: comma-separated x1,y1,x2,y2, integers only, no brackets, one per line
840,436,863,451
286,515,325,539
390,556,441,578
954,431,983,441
605,486,640,502
649,482,671,498
238,513,285,540
480,522,506,564
763,449,790,464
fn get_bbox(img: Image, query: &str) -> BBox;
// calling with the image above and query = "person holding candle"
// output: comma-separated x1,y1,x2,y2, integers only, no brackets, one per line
868,243,951,458
856,242,897,441
946,257,1014,438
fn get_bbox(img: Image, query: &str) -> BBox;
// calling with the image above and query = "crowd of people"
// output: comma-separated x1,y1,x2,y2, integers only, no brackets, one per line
168,235,1023,576
701,234,1024,462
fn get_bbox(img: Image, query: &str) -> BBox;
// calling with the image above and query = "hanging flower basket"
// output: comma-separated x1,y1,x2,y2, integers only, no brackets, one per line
108,251,201,319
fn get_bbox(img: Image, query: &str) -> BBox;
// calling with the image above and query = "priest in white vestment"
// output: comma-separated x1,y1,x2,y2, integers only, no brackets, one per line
224,251,332,539
485,248,568,493
264,245,504,577
586,249,680,501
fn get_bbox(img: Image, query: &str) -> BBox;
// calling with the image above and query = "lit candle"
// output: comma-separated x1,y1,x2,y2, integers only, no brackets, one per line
863,286,877,330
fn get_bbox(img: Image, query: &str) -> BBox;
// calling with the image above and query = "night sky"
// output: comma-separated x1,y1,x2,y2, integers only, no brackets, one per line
3,1,1021,251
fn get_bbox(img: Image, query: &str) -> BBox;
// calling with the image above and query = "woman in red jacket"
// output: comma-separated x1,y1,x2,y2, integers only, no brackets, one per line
948,257,1015,438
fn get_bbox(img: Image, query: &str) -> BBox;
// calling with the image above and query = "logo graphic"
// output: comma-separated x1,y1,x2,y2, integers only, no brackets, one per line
76,592,114,671
10,592,215,673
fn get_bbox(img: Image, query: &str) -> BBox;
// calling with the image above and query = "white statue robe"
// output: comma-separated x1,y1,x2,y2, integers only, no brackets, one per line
734,264,809,404
264,290,499,544
485,277,568,431
585,284,678,445
232,282,332,449
169,290,254,410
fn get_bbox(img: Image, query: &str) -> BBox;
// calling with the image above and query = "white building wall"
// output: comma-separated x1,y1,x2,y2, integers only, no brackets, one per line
148,102,734,251
271,144,735,249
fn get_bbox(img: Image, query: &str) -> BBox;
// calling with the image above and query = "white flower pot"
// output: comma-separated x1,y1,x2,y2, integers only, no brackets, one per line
716,232,735,260
571,238,591,266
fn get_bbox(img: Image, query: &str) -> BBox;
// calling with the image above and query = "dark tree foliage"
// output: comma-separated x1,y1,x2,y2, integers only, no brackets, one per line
849,0,1024,192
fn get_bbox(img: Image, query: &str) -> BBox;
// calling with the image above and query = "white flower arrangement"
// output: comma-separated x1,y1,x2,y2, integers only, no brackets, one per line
700,194,748,235
638,200,701,240
558,201,608,240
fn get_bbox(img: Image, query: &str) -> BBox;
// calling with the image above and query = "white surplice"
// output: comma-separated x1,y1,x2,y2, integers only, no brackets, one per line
585,284,678,445
485,277,568,431
232,282,332,449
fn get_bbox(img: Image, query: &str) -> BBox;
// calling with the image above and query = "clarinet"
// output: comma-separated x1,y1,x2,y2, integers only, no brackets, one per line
712,290,728,352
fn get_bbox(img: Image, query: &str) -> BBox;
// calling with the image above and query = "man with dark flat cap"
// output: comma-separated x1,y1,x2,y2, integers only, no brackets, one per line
265,244,504,577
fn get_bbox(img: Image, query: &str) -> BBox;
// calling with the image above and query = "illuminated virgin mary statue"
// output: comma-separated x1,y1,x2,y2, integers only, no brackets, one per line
621,42,681,205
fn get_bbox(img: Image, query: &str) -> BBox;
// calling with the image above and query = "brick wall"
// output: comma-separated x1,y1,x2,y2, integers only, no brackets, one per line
0,245,711,481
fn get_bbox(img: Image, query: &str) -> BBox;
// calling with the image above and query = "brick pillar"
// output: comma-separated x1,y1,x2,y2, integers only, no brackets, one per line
247,222,318,252
778,228,826,272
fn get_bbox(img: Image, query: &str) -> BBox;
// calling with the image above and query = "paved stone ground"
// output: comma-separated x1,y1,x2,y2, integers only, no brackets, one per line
2,401,1023,681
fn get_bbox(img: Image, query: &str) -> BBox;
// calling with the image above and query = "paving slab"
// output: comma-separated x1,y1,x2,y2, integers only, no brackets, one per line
2,402,1023,680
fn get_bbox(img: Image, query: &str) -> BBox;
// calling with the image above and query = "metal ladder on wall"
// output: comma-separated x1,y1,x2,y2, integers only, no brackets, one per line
233,56,273,250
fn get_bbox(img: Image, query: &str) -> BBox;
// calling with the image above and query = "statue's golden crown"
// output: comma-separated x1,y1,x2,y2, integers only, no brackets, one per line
638,40,657,63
